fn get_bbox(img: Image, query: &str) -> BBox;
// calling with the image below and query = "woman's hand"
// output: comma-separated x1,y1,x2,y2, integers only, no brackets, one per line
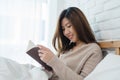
37,45,55,63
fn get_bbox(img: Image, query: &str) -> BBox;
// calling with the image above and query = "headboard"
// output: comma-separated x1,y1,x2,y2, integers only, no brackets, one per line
98,40,120,55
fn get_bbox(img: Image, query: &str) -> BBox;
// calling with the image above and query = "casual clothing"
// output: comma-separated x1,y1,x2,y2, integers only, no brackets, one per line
47,43,103,80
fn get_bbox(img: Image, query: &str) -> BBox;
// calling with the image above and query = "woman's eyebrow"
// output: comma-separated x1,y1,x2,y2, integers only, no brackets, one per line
62,23,69,28
65,22,70,26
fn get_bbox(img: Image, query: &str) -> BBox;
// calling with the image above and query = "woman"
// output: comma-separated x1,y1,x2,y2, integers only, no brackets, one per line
38,7,103,80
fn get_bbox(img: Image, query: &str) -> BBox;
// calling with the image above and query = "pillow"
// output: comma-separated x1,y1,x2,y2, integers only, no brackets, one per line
0,57,52,80
84,53,120,80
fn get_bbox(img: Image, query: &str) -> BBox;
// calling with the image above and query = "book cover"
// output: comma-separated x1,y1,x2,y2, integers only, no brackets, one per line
26,40,52,71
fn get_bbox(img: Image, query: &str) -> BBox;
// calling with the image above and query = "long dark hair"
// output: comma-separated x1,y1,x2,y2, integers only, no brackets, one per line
52,7,97,54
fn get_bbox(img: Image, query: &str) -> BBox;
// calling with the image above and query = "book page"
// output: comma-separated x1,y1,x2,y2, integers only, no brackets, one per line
26,40,36,51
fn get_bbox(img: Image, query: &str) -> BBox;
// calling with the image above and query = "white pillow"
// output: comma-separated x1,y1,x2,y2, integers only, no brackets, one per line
0,57,52,80
84,53,120,80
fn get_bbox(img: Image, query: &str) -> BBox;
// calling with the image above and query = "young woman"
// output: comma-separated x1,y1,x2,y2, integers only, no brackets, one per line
38,7,103,80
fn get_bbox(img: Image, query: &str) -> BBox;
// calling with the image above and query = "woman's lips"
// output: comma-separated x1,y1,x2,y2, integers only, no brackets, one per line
68,35,73,40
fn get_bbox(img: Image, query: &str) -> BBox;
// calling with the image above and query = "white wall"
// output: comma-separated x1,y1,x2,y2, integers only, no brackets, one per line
0,0,65,65
46,0,58,51
63,0,120,41
46,0,65,53
0,0,47,66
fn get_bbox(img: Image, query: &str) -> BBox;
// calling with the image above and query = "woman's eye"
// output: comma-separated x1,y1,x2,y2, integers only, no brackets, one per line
62,28,65,31
67,25,71,28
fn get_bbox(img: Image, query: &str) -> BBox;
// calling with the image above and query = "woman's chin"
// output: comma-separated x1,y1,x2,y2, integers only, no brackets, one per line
70,40,75,43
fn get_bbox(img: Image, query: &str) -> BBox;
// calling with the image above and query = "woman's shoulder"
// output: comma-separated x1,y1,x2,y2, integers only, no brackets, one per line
86,43,100,48
83,43,101,51
87,43,102,55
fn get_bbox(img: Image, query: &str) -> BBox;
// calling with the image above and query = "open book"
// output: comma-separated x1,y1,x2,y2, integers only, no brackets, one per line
26,40,52,71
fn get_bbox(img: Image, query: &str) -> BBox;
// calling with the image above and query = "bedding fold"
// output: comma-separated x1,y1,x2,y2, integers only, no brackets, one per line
0,57,52,80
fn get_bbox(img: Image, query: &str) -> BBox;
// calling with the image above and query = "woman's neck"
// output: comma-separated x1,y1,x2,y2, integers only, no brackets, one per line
72,41,84,51
76,40,83,46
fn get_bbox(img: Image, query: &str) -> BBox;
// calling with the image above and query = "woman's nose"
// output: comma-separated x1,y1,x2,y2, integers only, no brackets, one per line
64,29,70,35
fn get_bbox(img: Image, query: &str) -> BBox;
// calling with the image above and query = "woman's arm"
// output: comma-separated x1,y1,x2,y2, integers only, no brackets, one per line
38,44,103,80
47,49,103,80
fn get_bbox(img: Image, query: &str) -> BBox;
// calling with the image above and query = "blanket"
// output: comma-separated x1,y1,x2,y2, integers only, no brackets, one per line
0,57,52,80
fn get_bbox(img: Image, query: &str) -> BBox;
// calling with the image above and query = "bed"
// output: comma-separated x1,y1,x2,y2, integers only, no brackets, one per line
0,40,120,80
85,40,120,80
98,40,120,55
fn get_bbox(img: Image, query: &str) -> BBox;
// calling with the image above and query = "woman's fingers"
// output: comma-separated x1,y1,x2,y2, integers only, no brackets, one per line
38,53,42,57
37,44,55,63
37,45,49,51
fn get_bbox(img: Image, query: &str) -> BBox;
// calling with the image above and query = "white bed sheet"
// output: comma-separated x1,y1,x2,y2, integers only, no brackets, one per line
0,57,52,80
85,53,120,80
1,53,120,80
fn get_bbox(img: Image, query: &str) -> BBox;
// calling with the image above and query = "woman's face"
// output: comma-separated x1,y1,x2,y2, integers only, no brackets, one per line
61,17,79,43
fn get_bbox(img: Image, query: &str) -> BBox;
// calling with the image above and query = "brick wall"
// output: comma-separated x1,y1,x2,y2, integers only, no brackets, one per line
64,0,120,41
